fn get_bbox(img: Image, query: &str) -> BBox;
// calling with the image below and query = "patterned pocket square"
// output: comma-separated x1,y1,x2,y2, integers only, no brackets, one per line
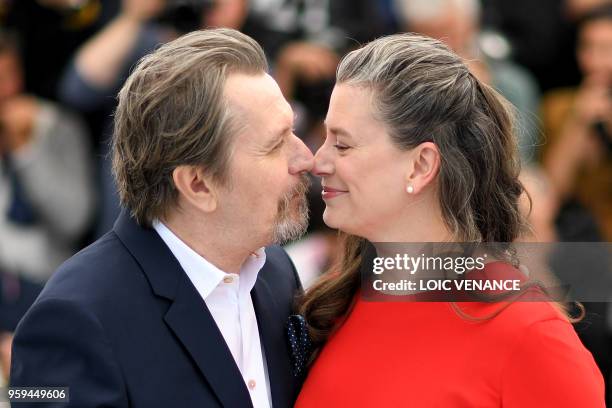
286,314,312,377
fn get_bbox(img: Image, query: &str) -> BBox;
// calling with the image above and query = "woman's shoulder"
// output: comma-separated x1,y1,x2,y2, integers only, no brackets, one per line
498,305,605,406
456,298,604,405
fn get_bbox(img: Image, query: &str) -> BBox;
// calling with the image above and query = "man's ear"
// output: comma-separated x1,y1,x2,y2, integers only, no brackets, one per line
172,165,218,213
405,142,441,194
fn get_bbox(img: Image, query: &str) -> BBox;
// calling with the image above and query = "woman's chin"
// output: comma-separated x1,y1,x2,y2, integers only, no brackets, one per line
323,210,360,235
322,209,341,230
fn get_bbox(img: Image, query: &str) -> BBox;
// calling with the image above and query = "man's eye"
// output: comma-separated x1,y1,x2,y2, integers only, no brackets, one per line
333,144,350,151
271,139,285,151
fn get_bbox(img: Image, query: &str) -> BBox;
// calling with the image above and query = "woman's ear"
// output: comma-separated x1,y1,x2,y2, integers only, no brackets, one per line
405,142,441,194
172,165,218,213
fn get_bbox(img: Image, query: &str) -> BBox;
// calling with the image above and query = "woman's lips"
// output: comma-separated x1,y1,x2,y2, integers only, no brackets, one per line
321,186,348,200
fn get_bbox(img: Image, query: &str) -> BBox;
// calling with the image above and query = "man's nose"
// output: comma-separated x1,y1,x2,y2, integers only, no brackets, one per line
288,134,314,174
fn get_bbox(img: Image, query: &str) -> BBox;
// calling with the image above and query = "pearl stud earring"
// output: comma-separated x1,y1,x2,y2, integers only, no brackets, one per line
406,185,414,194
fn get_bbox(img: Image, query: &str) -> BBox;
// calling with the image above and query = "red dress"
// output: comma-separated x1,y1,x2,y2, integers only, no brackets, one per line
296,262,605,407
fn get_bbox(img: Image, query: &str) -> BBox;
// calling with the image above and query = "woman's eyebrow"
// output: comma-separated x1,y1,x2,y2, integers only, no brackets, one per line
326,125,354,139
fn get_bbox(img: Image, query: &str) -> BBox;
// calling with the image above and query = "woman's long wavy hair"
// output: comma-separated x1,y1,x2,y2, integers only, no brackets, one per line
299,33,534,354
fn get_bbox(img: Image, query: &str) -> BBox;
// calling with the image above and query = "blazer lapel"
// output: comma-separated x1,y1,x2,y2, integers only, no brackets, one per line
113,210,252,408
164,276,253,408
252,271,295,408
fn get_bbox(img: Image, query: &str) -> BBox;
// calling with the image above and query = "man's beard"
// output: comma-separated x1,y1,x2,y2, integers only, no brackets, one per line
272,174,311,245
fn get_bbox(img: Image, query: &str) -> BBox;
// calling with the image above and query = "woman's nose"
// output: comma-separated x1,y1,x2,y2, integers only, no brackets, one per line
312,142,334,177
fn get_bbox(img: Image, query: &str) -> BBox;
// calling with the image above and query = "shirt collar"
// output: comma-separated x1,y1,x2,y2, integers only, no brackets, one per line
152,220,266,299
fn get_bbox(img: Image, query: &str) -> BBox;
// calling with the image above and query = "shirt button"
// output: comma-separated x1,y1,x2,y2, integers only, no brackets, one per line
223,276,234,284
248,379,256,390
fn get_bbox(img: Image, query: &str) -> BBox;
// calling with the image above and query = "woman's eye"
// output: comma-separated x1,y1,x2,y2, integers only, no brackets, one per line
333,144,350,151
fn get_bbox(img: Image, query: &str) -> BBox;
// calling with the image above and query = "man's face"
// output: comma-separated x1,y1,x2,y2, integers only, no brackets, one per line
219,73,313,246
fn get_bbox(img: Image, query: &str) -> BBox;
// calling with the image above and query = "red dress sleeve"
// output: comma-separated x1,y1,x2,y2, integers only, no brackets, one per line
501,318,605,407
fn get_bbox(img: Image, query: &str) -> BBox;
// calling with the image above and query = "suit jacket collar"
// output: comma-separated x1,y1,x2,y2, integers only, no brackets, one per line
113,209,179,300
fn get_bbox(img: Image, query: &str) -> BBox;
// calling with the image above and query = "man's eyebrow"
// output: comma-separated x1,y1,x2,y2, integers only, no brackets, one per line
263,126,291,149
264,109,295,148
274,109,296,137
278,125,294,136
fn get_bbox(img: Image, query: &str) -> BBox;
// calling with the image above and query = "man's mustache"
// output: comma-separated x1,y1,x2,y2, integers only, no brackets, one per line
290,174,312,199
278,174,311,212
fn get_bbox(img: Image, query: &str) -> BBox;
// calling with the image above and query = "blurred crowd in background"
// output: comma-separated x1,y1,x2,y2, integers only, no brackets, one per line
0,0,610,400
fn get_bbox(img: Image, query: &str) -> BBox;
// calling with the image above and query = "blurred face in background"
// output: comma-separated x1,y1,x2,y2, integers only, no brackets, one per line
578,18,612,85
0,50,23,103
397,0,480,57
409,7,476,57
202,0,248,29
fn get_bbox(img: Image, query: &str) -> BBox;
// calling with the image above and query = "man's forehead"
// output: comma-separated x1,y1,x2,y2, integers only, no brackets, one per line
225,73,293,133
224,72,279,105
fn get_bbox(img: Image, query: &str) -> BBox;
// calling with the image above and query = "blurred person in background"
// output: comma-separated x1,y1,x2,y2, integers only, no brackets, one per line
519,166,611,402
4,0,119,100
58,0,248,135
480,0,612,92
0,30,95,379
394,0,541,163
60,0,248,113
480,0,582,92
245,0,386,61
541,4,612,242
541,8,612,398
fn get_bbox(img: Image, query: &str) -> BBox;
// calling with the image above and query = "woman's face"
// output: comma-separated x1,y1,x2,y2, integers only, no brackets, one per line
313,84,412,240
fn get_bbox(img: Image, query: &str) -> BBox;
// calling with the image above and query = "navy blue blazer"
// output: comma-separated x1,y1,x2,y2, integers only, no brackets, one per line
10,210,304,407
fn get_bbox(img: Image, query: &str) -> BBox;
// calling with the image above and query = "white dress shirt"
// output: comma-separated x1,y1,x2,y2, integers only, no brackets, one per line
153,221,272,408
